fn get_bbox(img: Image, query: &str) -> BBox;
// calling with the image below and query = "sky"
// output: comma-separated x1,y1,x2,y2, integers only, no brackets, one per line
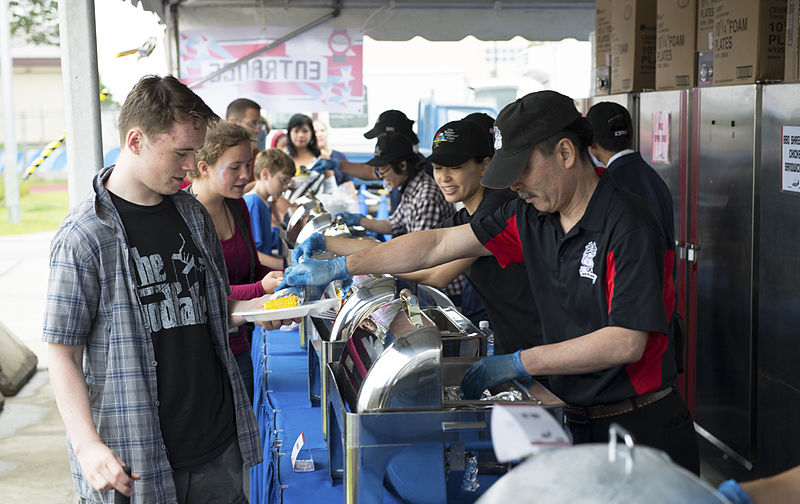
94,1,168,101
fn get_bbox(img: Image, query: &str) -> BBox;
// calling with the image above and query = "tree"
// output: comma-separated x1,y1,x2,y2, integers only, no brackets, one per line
9,0,59,46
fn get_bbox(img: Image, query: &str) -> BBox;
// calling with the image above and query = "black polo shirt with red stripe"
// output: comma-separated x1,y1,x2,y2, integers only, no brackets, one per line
471,174,677,407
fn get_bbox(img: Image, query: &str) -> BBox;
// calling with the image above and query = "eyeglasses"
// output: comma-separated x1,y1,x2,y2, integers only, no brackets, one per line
373,165,392,179
279,177,293,187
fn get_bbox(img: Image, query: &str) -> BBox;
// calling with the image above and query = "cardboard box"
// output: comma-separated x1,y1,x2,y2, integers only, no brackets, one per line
786,0,800,82
712,0,786,86
697,0,718,51
596,0,614,69
611,0,658,93
656,0,698,90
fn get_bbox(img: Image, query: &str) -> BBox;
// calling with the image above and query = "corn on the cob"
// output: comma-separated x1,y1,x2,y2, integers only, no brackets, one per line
263,296,299,310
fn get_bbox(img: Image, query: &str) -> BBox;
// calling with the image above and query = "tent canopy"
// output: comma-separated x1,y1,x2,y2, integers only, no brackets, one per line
134,1,594,41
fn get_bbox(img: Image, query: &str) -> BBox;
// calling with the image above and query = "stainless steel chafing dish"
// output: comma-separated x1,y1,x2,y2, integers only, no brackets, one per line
285,195,372,250
309,275,397,437
308,278,485,437
325,291,565,503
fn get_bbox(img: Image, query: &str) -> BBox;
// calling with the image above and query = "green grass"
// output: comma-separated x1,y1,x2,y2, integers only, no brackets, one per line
0,178,69,236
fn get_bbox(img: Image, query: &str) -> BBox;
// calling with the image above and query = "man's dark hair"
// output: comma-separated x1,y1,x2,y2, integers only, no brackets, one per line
226,98,261,120
535,117,594,164
596,128,633,152
118,75,219,145
286,113,321,158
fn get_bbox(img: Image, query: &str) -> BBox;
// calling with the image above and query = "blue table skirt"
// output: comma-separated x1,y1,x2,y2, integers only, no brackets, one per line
249,326,495,503
249,327,400,503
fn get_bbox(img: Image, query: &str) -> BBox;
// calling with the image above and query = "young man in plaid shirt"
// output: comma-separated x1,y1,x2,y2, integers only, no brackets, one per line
43,75,274,503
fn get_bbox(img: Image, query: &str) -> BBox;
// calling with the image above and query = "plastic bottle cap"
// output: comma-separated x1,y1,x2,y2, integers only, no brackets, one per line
479,320,490,330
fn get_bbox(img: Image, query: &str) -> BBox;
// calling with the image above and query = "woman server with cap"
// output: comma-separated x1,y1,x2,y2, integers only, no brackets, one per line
294,119,543,354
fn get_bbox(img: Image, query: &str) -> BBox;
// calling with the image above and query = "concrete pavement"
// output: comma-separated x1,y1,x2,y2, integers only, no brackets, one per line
0,231,76,502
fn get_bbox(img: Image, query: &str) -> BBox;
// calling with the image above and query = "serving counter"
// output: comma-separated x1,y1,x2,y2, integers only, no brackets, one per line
250,325,510,503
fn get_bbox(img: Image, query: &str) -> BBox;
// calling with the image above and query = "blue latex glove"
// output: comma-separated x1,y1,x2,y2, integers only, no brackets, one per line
275,255,350,293
716,480,754,504
310,158,340,173
335,212,363,227
292,232,326,264
460,350,529,400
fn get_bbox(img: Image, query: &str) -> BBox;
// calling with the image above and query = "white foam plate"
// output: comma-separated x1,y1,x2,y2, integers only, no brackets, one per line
233,298,341,322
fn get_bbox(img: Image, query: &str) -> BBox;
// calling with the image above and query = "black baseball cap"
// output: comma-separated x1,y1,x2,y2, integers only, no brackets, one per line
462,112,495,134
423,120,492,167
463,112,496,155
481,90,583,189
586,101,633,148
365,132,415,166
364,109,419,144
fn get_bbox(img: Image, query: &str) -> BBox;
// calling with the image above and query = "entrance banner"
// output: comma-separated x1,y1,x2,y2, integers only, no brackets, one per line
180,28,363,115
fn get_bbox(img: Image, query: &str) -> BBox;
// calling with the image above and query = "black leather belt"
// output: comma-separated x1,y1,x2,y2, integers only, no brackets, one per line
564,387,674,422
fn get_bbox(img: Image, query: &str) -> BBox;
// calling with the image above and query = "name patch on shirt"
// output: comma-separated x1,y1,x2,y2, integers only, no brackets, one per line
579,241,598,285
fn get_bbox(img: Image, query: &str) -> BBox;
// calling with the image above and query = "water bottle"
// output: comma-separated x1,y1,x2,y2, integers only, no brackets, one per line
357,184,368,215
479,320,494,357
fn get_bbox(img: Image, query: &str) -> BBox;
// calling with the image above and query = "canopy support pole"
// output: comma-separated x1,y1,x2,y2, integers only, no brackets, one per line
58,0,103,208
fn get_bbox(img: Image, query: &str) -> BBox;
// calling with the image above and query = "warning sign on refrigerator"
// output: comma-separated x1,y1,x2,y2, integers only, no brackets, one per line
651,112,670,164
781,126,800,193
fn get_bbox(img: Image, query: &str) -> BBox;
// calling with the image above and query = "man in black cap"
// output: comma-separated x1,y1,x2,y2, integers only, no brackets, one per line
586,102,675,246
586,102,683,374
277,90,700,473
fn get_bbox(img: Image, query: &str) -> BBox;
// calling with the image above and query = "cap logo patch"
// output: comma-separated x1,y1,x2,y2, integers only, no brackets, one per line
493,126,503,150
432,128,458,149
385,126,395,132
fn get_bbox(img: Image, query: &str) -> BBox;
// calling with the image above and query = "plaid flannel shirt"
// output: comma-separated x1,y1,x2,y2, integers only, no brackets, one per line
42,166,261,504
387,170,466,297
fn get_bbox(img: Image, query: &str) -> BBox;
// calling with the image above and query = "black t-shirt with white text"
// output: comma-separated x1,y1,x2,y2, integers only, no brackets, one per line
110,192,235,469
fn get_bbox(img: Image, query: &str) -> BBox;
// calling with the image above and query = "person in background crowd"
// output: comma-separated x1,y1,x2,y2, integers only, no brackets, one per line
295,119,542,354
287,113,337,195
271,130,288,151
244,148,297,269
225,98,267,193
226,98,263,142
44,75,265,503
286,113,320,173
277,91,699,474
186,121,284,403
333,132,466,303
314,119,354,187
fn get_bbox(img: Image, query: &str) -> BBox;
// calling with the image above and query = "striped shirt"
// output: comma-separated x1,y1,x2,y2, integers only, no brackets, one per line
42,166,261,503
387,170,465,298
